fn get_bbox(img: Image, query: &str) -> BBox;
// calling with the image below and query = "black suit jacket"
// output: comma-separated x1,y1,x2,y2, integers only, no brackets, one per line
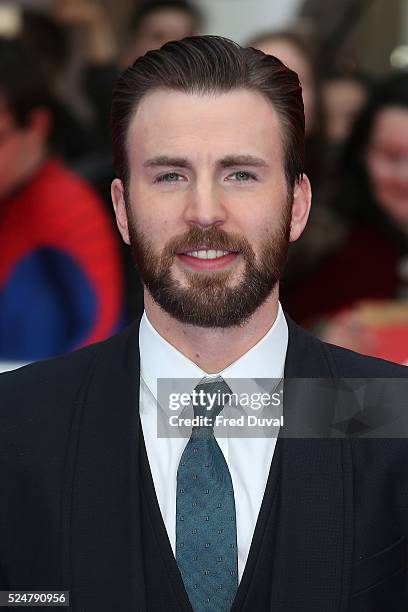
0,315,408,611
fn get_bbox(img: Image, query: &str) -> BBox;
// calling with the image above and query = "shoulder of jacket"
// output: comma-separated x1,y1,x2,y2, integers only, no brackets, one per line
0,329,129,404
320,339,408,377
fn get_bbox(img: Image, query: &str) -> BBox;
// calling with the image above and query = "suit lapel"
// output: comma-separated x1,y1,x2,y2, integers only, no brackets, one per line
267,316,353,610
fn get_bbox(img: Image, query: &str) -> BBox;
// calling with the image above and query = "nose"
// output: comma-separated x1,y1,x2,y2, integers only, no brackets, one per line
182,181,227,229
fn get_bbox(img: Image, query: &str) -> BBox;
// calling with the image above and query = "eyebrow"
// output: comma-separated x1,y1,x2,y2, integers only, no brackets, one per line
142,154,269,170
143,156,192,169
218,155,268,168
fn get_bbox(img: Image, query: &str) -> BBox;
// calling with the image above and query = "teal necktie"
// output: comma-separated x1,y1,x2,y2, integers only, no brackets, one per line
175,376,238,612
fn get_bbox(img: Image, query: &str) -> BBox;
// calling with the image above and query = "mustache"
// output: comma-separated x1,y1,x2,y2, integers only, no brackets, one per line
163,226,253,256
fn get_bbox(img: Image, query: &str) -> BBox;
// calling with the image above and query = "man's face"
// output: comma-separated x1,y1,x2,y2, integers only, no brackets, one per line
112,89,309,327
0,97,48,200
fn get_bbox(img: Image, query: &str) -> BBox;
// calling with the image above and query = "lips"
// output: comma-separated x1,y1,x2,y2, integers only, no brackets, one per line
182,249,234,260
177,247,238,258
176,249,239,270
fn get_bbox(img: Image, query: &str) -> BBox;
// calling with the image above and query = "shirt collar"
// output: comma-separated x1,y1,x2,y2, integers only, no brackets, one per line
139,302,288,404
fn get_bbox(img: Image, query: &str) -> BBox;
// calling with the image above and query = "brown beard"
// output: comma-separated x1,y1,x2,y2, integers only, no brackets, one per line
127,206,292,328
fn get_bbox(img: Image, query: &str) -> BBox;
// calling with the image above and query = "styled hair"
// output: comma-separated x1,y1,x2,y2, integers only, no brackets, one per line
111,35,305,192
0,37,52,126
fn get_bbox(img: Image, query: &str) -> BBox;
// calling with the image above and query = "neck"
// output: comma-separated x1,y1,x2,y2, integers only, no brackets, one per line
144,288,280,373
19,148,48,188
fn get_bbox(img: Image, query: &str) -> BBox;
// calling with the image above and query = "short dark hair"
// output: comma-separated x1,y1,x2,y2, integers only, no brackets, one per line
130,0,203,35
0,37,52,126
21,10,69,82
111,35,305,193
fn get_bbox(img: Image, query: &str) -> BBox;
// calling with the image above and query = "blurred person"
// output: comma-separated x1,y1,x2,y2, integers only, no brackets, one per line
20,9,69,90
322,70,371,164
19,8,98,162
249,29,343,312
0,38,123,362
53,0,203,320
249,28,327,191
120,0,203,67
1,36,407,611
283,73,408,346
54,0,203,144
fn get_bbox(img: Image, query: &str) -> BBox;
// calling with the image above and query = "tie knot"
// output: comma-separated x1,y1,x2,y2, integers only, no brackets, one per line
192,376,232,427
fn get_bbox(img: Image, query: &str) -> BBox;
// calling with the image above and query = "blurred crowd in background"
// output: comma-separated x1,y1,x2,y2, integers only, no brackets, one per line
0,0,408,369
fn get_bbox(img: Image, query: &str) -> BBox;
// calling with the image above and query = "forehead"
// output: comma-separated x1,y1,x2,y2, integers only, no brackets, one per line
372,106,408,147
127,88,284,165
140,8,195,32
256,39,311,85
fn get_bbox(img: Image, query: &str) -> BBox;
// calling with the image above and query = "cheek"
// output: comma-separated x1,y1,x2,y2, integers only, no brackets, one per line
129,198,177,247
0,150,12,175
0,137,20,160
129,180,192,238
246,213,278,251
0,143,21,191
127,183,156,227
366,164,408,222
368,165,400,195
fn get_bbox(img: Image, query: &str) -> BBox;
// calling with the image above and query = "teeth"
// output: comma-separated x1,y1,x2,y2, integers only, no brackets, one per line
185,250,231,259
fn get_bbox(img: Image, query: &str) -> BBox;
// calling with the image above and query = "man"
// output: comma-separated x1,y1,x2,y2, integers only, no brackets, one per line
0,35,407,611
0,38,123,362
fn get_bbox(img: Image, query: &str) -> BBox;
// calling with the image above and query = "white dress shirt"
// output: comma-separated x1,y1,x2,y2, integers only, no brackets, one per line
139,303,288,581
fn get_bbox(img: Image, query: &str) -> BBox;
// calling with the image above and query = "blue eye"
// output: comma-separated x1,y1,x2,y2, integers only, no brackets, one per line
155,172,183,184
229,171,257,182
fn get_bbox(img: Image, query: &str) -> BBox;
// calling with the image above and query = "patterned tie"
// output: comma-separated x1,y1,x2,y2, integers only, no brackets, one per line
176,376,239,612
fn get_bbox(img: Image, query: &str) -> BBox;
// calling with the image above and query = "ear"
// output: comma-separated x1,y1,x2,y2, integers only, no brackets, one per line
289,174,312,243
111,178,130,245
29,108,52,141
